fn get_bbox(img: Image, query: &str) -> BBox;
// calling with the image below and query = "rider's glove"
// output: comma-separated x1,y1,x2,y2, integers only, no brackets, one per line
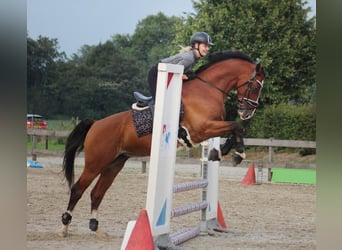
185,70,196,80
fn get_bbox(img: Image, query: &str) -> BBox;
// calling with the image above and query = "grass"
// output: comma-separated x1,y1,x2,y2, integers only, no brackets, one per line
47,119,76,131
27,136,66,151
27,119,74,150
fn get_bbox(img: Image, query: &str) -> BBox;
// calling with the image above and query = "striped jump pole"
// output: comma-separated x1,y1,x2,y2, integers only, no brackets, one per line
165,137,224,247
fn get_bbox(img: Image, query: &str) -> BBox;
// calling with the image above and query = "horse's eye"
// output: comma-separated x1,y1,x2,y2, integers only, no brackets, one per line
251,85,260,92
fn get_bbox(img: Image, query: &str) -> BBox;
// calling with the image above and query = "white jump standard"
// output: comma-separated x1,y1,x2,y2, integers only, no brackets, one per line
122,63,228,249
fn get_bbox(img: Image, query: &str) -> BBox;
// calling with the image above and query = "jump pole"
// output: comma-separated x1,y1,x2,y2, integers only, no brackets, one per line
164,137,223,247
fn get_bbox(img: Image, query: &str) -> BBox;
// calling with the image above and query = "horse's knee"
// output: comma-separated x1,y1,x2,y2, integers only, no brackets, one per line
231,122,245,134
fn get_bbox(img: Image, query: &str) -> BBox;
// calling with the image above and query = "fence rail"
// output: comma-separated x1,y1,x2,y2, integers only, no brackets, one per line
27,129,316,168
241,138,316,148
27,129,70,137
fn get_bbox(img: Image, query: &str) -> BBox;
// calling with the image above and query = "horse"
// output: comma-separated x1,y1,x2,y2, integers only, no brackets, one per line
57,50,266,237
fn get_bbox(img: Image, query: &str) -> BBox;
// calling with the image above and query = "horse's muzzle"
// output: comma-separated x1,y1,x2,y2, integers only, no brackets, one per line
237,97,258,120
238,107,256,120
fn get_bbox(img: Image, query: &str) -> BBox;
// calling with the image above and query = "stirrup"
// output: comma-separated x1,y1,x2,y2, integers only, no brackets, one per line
132,91,155,118
133,91,154,107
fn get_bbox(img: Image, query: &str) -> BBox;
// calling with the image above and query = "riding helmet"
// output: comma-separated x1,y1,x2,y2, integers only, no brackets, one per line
190,32,214,46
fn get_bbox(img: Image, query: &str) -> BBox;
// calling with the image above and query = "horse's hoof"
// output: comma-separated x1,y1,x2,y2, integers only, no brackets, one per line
208,148,220,161
57,230,67,237
89,218,99,231
232,152,244,166
57,225,68,237
96,228,108,239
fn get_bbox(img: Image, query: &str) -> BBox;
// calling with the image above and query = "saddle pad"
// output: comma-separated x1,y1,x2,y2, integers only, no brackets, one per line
132,108,153,137
131,103,184,138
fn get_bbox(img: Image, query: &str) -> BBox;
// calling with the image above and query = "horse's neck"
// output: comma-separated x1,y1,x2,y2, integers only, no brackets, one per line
182,60,254,101
196,62,237,94
199,60,254,93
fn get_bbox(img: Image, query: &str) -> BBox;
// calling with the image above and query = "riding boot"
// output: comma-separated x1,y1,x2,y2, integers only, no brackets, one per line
149,101,155,118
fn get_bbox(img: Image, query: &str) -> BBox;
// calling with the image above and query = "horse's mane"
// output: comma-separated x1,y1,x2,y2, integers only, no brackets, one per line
195,50,255,74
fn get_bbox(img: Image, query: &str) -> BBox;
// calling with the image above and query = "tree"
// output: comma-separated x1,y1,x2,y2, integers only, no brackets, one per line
51,39,149,118
27,35,66,115
27,13,187,118
131,12,183,67
82,41,148,108
174,0,316,105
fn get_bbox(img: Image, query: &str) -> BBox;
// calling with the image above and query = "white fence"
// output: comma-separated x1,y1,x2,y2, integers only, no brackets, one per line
27,130,316,172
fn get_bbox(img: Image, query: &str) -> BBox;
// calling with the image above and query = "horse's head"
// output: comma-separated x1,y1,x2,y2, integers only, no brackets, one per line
191,50,266,120
236,63,265,120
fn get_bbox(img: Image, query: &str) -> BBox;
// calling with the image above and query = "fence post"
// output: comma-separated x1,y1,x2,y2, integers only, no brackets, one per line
141,160,146,174
31,135,37,161
268,137,274,163
45,136,49,150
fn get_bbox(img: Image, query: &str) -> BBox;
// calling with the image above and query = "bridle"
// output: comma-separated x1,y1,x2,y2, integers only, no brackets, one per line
195,65,264,109
238,69,264,109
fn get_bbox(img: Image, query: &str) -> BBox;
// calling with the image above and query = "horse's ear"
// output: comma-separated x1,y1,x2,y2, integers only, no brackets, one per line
256,63,261,72
256,63,264,75
256,63,266,76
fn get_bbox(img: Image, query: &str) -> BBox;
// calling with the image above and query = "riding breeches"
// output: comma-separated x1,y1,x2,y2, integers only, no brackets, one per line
147,64,158,101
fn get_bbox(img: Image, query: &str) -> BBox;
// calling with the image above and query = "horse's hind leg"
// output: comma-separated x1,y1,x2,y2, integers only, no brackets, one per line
88,154,128,238
58,171,99,237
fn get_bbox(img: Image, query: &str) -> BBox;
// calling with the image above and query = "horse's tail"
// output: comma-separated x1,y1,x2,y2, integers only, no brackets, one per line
63,118,95,189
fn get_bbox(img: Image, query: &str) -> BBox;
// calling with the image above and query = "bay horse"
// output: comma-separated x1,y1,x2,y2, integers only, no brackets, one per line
58,50,265,237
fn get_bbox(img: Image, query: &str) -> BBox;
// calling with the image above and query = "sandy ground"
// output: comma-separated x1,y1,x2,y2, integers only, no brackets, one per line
27,157,316,249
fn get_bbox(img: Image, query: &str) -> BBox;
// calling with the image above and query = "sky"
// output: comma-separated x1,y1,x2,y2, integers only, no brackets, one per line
27,0,316,57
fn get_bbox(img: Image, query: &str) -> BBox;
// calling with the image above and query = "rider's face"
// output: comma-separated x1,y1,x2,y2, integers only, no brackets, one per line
195,43,210,56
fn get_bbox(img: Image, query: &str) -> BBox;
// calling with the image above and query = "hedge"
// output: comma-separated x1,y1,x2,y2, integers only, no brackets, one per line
244,103,316,141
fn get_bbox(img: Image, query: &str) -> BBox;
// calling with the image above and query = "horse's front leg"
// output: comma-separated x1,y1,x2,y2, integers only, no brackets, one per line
220,133,246,166
193,120,246,166
231,133,246,166
220,134,236,156
204,120,246,166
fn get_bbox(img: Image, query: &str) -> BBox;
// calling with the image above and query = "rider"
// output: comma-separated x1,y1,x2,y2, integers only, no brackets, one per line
147,32,214,101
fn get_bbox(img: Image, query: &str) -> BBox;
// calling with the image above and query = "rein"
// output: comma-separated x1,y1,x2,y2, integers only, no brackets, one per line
195,75,232,97
195,67,257,98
